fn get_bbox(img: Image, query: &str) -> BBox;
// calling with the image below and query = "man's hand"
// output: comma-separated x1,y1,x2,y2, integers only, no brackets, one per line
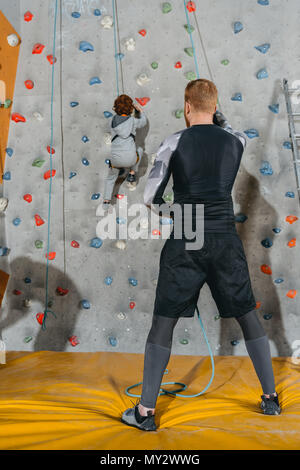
134,102,143,113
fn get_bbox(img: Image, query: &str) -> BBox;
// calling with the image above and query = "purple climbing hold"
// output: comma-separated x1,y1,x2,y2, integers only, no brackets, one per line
79,41,94,52
260,161,273,175
244,128,259,139
89,77,102,85
268,104,279,114
231,93,242,102
256,68,268,79
254,43,270,54
233,22,243,34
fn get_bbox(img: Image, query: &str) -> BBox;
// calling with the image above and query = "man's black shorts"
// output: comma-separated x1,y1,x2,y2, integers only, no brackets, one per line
153,232,257,319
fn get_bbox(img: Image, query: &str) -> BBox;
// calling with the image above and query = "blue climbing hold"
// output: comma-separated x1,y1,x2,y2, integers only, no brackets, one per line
24,277,31,284
3,171,11,181
285,191,295,198
0,247,8,256
82,136,89,143
128,277,138,287
283,141,292,149
261,238,273,248
71,12,81,18
244,128,259,139
13,217,21,226
81,299,91,309
90,237,103,248
104,111,113,118
274,278,284,284
115,53,124,60
70,101,79,107
89,77,102,85
109,336,117,347
91,193,100,200
254,43,270,54
260,161,273,175
82,158,89,166
272,227,281,234
94,9,101,16
79,41,94,52
268,104,279,114
104,276,113,286
258,0,269,5
233,22,243,34
69,171,77,179
116,217,126,225
263,314,272,321
231,93,242,102
256,68,268,79
6,148,13,157
231,340,239,346
235,213,248,223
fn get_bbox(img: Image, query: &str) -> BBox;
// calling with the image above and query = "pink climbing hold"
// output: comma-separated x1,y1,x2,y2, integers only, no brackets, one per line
138,29,147,37
36,312,44,325
32,43,45,54
23,194,32,203
45,252,56,260
12,113,26,123
186,1,196,12
69,335,79,347
47,55,57,65
135,97,150,107
71,240,80,248
24,11,34,22
47,145,55,154
175,61,182,69
35,214,45,226
56,287,69,296
24,80,34,89
44,169,56,180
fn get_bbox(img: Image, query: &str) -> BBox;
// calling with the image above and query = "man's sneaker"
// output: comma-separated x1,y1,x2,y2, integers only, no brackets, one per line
126,172,136,183
260,394,281,415
121,405,157,431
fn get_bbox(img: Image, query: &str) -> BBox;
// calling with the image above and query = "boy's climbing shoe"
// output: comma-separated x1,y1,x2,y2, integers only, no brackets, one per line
260,394,281,415
121,405,157,431
126,172,136,183
118,168,125,177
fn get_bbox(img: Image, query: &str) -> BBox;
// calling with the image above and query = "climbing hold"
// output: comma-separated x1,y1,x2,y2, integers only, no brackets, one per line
115,240,126,250
286,215,298,224
44,169,56,180
23,194,32,203
261,238,273,248
184,47,194,57
71,12,81,18
70,101,79,107
233,22,243,34
244,128,259,139
272,227,281,233
180,339,189,345
135,97,150,106
260,161,273,175
256,68,268,79
214,314,220,321
32,43,45,54
104,276,113,286
152,229,161,236
175,109,184,119
115,53,124,61
13,218,21,226
263,314,272,320
3,172,11,181
90,237,103,248
117,312,126,320
274,278,284,284
3,99,12,109
13,289,22,295
129,301,136,310
24,11,34,22
0,198,8,212
104,111,113,118
81,299,91,309
56,287,69,296
283,141,292,149
231,340,239,346
94,9,101,16
175,61,182,69
45,252,56,260
137,73,151,86
32,111,44,121
138,29,147,37
36,313,44,325
0,247,9,256
89,77,102,85
186,1,196,12
109,337,117,347
35,240,43,249
124,38,135,51
261,264,272,275
24,80,34,89
255,43,270,54
184,24,195,33
82,158,89,166
47,55,57,65
69,172,77,179
164,192,173,203
162,2,172,13
24,336,33,343
7,34,20,47
12,113,26,123
285,191,295,198
6,148,13,157
128,277,138,287
71,240,80,248
288,238,296,247
116,194,125,200
268,104,279,114
24,298,32,308
47,145,55,154
185,71,197,80
151,62,158,69
91,193,100,200
82,136,89,143
34,214,45,226
32,158,45,167
101,15,113,29
103,133,111,145
231,93,242,102
79,41,94,52
69,335,79,347
116,217,126,225
221,59,230,66
286,289,297,299
258,0,269,5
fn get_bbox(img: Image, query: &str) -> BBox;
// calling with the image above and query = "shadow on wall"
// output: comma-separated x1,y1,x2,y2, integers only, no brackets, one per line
218,167,292,357
0,257,82,351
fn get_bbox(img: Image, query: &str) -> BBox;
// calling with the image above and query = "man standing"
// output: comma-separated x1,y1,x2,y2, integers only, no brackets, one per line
122,79,281,432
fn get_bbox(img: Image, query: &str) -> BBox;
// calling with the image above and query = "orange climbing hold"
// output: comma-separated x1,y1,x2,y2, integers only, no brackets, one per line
255,301,261,309
44,169,56,180
286,215,298,224
24,80,34,89
47,55,57,65
47,145,55,154
32,43,45,54
287,238,296,247
175,61,182,69
12,113,26,123
186,1,196,12
45,252,56,260
138,29,146,37
286,289,297,299
135,97,150,106
24,11,34,22
34,214,45,226
261,264,272,275
36,312,44,325
23,194,32,203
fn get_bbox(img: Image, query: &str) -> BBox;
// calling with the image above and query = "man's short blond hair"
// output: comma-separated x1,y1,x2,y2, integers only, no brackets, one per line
184,79,218,113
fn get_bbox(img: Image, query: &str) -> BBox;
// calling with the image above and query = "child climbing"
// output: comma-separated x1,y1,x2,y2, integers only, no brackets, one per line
102,94,147,210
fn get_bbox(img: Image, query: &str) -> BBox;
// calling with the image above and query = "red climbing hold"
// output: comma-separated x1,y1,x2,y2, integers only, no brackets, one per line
175,61,182,69
56,287,69,296
261,264,272,275
71,240,80,248
13,289,22,296
286,289,297,299
116,194,125,200
152,229,161,236
34,214,45,226
286,215,298,224
32,43,45,54
24,11,34,22
45,252,56,260
186,1,196,12
23,194,32,203
24,80,34,89
135,97,150,107
12,113,26,123
47,55,57,65
129,301,136,310
36,312,44,325
47,145,55,154
138,29,147,37
288,238,296,247
69,335,79,347
44,169,56,180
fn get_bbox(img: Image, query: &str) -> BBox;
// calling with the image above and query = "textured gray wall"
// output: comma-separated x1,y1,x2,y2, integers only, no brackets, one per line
0,0,299,357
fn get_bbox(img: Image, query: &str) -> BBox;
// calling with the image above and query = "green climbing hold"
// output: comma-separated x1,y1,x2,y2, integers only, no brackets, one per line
151,61,158,70
180,338,189,345
163,192,173,203
162,2,172,13
184,47,194,57
214,314,220,321
175,109,184,119
32,158,45,168
24,336,32,343
35,240,43,249
4,99,12,108
185,71,197,81
221,59,230,66
184,24,195,33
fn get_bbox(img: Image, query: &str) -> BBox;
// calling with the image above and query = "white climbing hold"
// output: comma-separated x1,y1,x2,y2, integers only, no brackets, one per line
152,279,158,286
32,111,44,121
127,182,137,191
7,34,19,47
124,38,136,51
24,298,32,308
0,198,8,212
103,132,111,145
115,240,126,250
117,312,126,320
136,73,151,87
101,15,113,29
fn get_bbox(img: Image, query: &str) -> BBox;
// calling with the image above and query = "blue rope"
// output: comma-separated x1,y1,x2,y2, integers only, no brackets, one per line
183,0,200,79
112,0,120,96
42,0,59,330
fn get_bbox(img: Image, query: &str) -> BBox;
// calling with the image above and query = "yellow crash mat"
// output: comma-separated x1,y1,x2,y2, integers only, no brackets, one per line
0,351,299,450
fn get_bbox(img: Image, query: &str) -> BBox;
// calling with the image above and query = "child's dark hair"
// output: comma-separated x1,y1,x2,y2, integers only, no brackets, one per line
113,94,134,115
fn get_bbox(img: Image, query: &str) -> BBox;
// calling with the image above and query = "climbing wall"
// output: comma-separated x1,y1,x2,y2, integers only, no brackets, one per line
0,0,299,357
